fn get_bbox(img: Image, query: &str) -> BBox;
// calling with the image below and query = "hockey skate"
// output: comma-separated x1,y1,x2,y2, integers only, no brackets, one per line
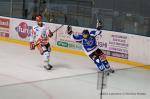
105,68,115,76
108,68,115,73
44,64,53,70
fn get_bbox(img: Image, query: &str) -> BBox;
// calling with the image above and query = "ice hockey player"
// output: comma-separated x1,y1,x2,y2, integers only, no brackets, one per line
29,15,53,70
67,20,114,74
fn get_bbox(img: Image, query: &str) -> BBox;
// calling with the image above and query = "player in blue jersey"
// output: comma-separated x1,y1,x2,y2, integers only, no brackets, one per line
67,20,114,74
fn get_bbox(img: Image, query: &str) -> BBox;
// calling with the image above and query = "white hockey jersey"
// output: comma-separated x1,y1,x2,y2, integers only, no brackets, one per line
29,23,52,45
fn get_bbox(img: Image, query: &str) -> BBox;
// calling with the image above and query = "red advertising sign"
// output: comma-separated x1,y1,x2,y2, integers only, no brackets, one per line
0,17,10,38
0,18,10,28
15,22,32,39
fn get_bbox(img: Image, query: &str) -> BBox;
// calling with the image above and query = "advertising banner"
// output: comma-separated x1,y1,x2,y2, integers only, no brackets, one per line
56,25,83,50
96,30,129,59
56,26,129,59
0,18,10,38
9,18,33,41
9,18,56,45
0,16,149,64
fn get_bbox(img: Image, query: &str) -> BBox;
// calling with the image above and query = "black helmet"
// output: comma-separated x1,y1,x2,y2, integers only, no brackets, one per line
82,30,89,35
82,29,90,38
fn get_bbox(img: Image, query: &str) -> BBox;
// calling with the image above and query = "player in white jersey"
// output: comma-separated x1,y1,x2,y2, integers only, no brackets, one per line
29,15,53,70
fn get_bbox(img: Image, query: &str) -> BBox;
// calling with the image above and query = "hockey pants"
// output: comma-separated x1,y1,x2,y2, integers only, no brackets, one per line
89,48,110,71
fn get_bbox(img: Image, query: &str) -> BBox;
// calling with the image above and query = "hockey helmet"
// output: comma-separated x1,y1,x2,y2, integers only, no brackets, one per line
82,30,89,35
82,29,90,38
36,15,42,22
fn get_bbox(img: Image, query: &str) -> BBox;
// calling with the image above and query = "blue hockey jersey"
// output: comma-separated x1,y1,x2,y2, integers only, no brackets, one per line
71,30,102,55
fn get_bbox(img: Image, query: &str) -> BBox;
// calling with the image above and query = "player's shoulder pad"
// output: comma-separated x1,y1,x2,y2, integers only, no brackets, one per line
73,34,83,39
33,25,38,29
43,23,49,29
90,30,96,36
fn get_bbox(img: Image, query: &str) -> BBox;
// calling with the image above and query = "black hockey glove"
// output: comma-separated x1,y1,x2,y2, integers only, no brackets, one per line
96,20,103,30
67,25,73,35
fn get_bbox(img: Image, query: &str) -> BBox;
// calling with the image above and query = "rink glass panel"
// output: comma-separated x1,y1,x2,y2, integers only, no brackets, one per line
0,0,149,37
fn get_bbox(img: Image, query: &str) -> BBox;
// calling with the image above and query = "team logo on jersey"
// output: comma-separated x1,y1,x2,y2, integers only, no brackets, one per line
84,37,95,46
15,22,32,38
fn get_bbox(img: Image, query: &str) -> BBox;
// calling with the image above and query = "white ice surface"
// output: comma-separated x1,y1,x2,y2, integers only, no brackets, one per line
0,41,149,99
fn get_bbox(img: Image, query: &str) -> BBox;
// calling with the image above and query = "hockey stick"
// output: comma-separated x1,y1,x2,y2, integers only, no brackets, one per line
97,71,107,99
51,24,64,34
95,12,103,29
100,71,105,99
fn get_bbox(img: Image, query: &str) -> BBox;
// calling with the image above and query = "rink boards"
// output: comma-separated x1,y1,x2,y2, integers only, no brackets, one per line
0,16,150,69
0,16,150,99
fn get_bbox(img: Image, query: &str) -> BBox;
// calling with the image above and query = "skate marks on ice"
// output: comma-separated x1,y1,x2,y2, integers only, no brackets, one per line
0,68,149,99
0,41,147,87
0,41,150,99
0,41,96,86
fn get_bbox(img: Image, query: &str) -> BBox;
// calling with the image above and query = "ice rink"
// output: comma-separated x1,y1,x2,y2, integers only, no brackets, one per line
0,41,150,99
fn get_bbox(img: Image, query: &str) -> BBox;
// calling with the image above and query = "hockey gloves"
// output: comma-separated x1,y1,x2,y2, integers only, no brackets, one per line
30,42,35,50
67,25,73,35
48,30,53,37
96,19,103,30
